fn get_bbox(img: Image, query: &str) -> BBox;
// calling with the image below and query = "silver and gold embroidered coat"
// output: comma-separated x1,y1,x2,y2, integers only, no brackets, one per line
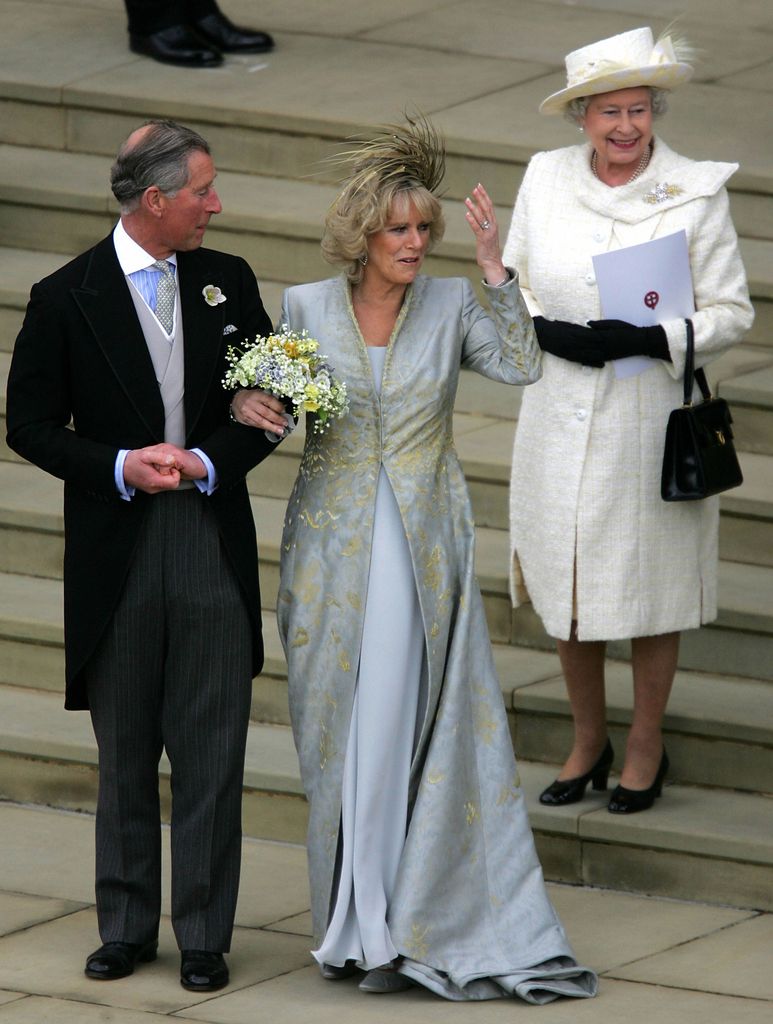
276,274,597,1001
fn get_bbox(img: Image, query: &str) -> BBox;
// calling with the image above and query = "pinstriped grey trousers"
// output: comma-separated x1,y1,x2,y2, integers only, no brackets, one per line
85,489,252,952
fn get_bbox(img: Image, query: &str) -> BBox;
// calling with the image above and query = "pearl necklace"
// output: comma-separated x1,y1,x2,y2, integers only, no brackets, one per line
591,145,651,185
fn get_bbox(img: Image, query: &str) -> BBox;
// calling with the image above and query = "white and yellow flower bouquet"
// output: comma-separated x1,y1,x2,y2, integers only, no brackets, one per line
223,326,348,435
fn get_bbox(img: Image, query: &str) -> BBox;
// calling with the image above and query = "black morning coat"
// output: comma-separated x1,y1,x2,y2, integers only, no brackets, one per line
6,233,276,709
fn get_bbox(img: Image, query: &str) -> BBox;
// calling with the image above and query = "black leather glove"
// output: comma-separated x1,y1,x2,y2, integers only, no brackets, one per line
533,317,606,368
587,319,671,362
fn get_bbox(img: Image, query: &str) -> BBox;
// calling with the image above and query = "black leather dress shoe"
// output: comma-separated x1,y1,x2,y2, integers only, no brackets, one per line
85,939,158,980
180,950,229,991
608,749,670,814
539,739,614,806
130,25,223,67
192,12,274,53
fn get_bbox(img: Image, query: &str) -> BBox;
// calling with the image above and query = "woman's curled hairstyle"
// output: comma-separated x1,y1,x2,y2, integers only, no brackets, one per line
321,114,447,283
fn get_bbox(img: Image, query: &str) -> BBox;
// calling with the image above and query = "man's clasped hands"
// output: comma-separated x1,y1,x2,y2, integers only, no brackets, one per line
123,443,206,493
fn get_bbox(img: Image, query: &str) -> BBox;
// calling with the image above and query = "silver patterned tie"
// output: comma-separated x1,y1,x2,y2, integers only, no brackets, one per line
151,259,176,334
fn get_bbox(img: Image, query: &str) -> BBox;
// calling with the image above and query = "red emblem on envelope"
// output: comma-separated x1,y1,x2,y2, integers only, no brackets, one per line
644,291,660,309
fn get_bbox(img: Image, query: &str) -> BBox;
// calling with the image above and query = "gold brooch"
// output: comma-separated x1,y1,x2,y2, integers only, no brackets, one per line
644,182,684,204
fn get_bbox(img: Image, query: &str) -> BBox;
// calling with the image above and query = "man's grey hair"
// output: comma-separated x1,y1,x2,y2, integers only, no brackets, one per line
110,120,211,213
564,86,669,126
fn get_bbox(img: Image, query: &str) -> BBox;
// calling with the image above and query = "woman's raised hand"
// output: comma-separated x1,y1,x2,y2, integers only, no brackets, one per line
464,183,508,286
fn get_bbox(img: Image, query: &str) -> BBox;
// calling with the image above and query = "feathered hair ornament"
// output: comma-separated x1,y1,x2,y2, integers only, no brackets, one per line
331,112,446,199
320,113,447,281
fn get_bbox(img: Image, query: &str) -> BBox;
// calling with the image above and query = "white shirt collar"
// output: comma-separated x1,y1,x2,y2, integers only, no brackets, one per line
113,220,178,275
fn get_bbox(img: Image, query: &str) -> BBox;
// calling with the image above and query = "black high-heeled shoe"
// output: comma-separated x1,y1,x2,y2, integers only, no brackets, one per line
607,749,669,814
539,739,614,806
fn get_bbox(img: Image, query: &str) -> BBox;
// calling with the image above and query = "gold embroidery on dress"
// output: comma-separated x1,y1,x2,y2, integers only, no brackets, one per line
341,535,362,557
475,700,498,746
405,923,430,960
465,801,479,826
496,776,521,805
319,725,336,771
291,627,310,648
424,545,443,591
301,508,340,530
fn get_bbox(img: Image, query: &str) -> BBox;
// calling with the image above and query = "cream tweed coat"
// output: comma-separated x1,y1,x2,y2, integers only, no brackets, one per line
503,138,754,641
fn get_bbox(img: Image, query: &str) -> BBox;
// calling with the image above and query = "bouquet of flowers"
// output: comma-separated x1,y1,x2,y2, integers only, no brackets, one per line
223,326,348,435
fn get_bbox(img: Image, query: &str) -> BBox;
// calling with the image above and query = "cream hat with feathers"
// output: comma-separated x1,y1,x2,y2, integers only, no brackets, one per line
540,27,694,115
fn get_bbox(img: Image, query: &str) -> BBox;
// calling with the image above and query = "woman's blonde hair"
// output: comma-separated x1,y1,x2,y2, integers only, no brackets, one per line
321,114,447,284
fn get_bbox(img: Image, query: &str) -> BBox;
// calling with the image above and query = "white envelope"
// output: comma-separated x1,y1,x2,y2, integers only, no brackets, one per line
592,230,695,379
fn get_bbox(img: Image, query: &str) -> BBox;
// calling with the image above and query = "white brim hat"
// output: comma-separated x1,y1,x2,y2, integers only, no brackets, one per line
540,27,694,115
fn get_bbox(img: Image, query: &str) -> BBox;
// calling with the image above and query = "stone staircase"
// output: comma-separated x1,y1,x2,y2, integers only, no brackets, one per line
1,0,772,914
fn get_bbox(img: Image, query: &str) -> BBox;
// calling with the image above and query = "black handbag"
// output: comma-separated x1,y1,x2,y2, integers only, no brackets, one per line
661,319,743,501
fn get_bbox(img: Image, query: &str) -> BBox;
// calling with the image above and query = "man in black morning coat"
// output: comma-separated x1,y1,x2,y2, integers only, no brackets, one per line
5,120,288,992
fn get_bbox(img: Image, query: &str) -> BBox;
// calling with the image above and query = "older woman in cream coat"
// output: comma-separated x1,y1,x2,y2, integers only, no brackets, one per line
504,27,753,814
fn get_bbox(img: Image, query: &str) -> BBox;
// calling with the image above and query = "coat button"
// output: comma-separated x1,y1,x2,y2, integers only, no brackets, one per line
593,230,605,242
585,272,596,284
576,408,587,420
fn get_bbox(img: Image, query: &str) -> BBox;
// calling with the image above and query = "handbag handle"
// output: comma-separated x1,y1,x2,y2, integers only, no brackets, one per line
683,318,712,406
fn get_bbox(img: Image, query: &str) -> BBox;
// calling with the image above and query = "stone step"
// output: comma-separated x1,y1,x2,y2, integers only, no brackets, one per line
4,559,771,800
250,413,773,557
2,509,773,689
7,98,772,252
1,456,772,680
510,662,773,796
0,680,770,910
3,341,772,486
476,532,773,681
0,247,70,352
230,626,773,799
5,405,769,567
1,143,772,316
0,352,16,463
3,415,773,578
0,680,307,846
0,565,286,704
718,451,773,566
2,3,772,216
510,567,773,683
721,364,773,456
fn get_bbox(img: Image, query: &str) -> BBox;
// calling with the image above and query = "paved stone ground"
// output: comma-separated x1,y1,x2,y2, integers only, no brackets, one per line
2,0,772,1021
1,801,772,1023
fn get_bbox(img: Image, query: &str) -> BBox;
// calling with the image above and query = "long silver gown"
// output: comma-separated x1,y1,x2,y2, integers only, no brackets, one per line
277,274,598,1002
314,346,426,970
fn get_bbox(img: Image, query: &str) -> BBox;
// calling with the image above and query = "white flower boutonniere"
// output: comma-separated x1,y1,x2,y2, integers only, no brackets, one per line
203,285,226,306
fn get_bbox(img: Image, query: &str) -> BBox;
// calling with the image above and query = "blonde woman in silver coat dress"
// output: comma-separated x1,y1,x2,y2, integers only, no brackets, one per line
233,117,596,1003
504,28,754,815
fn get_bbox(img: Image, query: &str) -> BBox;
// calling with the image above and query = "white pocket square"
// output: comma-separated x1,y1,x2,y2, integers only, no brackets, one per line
223,324,238,335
